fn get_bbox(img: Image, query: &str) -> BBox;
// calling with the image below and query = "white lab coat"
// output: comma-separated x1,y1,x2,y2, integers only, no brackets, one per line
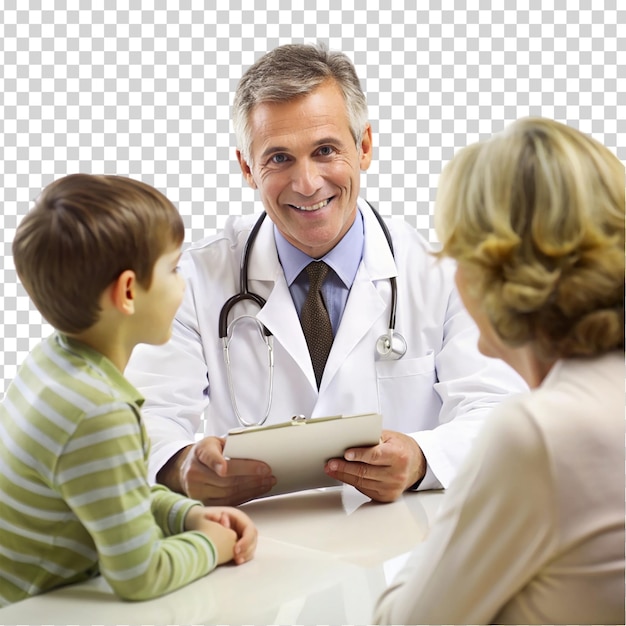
126,199,526,488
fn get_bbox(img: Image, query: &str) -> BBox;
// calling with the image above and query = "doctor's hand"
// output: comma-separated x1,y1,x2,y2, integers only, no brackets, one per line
323,430,426,503
157,436,276,506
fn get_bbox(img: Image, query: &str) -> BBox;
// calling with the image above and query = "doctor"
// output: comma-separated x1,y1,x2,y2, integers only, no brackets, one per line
125,43,526,506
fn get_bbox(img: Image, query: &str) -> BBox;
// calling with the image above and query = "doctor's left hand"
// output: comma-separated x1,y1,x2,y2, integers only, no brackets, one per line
323,430,426,503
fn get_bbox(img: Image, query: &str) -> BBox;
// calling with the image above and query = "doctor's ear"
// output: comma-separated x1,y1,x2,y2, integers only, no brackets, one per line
111,270,137,315
359,124,373,171
236,149,257,190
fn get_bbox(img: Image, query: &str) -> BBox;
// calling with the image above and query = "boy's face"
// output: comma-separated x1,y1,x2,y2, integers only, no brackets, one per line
133,244,185,345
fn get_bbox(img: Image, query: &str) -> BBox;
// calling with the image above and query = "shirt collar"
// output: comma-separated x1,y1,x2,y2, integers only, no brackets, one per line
275,209,364,288
55,332,145,407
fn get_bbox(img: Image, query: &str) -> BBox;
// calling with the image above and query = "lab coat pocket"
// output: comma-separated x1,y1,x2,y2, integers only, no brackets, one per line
375,350,439,431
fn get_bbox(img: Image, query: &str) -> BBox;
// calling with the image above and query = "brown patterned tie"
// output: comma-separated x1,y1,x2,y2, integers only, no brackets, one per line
300,261,334,388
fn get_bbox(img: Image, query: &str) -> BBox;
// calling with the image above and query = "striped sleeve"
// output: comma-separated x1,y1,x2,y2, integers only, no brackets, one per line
150,484,202,535
54,405,218,601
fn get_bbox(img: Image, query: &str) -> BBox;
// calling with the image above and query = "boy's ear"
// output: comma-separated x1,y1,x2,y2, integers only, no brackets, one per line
111,270,137,315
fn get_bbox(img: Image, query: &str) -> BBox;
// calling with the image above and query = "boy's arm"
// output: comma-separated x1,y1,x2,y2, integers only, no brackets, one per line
55,405,221,602
149,483,202,535
184,503,258,565
150,486,249,566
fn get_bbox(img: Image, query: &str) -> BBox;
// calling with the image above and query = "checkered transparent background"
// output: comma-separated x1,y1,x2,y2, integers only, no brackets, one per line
0,1,623,397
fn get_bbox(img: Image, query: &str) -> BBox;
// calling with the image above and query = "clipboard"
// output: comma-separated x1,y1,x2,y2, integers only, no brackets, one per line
223,412,382,497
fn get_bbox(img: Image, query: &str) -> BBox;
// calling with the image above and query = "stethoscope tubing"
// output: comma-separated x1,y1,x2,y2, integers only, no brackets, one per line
218,201,398,339
218,201,405,427
218,211,270,339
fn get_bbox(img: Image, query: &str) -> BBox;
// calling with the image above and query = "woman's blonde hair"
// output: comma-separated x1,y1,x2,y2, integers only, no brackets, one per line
435,117,624,359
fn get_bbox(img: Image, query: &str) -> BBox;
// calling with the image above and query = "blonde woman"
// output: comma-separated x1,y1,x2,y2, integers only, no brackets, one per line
374,118,624,625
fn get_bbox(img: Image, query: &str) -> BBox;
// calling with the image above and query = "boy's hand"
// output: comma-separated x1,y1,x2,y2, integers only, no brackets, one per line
193,519,238,565
186,505,257,565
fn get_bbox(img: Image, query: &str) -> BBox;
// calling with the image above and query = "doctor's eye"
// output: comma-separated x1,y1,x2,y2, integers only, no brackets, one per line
317,145,335,157
270,153,289,164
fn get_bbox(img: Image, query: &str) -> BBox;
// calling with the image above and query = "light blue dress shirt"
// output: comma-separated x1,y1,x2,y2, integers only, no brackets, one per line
274,210,365,335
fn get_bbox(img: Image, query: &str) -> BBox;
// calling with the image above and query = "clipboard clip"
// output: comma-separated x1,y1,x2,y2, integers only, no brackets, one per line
291,414,309,424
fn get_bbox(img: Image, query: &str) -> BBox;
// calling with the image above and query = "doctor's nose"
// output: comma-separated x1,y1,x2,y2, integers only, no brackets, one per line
291,160,323,196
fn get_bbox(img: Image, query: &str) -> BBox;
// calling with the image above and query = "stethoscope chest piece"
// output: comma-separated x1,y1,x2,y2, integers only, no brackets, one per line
376,330,407,361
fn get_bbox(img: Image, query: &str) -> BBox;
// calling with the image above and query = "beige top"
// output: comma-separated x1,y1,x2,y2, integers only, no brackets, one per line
374,351,625,625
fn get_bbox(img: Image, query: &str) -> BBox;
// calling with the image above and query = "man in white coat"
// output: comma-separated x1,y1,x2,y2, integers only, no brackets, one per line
125,43,526,506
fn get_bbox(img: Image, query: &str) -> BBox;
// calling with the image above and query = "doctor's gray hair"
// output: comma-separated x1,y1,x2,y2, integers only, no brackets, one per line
232,42,369,166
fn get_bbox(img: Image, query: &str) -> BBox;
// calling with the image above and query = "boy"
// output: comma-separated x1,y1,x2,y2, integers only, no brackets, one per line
0,174,257,607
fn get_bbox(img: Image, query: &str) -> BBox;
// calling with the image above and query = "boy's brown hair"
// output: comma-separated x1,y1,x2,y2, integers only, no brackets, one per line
13,174,185,334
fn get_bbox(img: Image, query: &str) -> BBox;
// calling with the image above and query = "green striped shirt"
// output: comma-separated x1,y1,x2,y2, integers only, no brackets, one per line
0,333,217,606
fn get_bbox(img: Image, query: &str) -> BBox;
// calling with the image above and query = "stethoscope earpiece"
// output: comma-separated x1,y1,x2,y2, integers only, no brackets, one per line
376,330,407,361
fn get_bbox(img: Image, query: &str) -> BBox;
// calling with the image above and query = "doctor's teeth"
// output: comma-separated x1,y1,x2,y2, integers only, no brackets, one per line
295,199,329,211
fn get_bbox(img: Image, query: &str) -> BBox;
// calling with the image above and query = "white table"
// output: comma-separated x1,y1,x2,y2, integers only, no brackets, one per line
0,486,444,625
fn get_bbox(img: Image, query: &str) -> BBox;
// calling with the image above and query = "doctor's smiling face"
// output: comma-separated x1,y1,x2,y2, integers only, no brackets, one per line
237,80,373,259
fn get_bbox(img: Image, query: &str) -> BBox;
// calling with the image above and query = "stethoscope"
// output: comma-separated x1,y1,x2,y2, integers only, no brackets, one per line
218,201,407,427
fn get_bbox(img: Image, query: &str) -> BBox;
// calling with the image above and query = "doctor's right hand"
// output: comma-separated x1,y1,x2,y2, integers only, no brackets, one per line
158,436,276,506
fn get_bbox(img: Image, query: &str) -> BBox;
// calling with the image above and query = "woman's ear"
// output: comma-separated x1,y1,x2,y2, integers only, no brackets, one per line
111,270,137,315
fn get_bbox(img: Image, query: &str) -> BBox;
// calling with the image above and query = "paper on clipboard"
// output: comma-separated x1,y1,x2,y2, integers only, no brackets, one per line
223,412,382,497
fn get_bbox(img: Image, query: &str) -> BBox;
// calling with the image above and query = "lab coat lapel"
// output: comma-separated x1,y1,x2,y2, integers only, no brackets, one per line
320,265,386,389
258,276,313,376
244,203,398,391
246,218,314,380
321,202,398,390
